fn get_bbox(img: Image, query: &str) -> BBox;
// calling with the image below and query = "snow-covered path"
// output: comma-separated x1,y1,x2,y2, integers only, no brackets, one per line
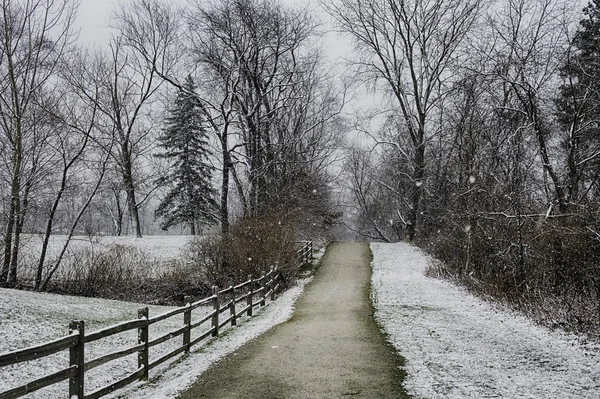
371,242,600,399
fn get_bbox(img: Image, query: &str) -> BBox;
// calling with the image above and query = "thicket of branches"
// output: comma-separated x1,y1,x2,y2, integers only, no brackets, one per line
336,0,600,334
0,0,344,290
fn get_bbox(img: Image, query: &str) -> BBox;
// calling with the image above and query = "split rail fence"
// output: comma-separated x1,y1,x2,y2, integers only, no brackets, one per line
0,241,313,399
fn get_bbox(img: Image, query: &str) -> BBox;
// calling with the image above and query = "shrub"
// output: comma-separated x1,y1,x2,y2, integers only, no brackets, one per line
184,214,300,288
46,244,209,305
50,244,148,299
422,212,600,337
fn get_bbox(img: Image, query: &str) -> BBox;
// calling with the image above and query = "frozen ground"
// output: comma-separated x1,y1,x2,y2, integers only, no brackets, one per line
0,278,309,399
16,234,198,280
371,242,600,399
18,234,195,262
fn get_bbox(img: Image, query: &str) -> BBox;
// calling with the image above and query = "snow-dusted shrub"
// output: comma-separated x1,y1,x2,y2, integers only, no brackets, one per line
423,213,600,337
184,214,299,289
44,244,209,305
49,244,149,298
149,261,211,304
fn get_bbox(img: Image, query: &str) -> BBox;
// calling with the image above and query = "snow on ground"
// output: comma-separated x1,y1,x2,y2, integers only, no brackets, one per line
0,288,181,398
0,278,310,399
371,242,600,399
19,234,196,262
16,234,199,280
115,278,310,399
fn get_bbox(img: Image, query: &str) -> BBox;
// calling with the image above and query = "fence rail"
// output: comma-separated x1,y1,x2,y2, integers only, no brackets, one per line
0,241,313,399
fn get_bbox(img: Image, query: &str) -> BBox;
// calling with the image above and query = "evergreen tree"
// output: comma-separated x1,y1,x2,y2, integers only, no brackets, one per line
556,0,600,202
155,75,218,234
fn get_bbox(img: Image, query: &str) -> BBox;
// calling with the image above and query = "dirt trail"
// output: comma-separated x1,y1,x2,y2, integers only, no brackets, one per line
176,242,408,399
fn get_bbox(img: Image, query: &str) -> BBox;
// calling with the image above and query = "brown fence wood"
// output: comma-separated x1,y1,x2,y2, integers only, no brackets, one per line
69,321,85,399
85,343,145,372
234,280,251,290
236,305,251,318
0,366,77,399
85,367,145,399
188,327,214,348
148,326,187,348
85,319,146,343
212,286,220,337
218,315,234,330
137,308,149,381
0,334,78,367
234,293,250,303
148,345,187,370
183,296,192,352
190,310,216,330
147,306,187,325
230,286,237,327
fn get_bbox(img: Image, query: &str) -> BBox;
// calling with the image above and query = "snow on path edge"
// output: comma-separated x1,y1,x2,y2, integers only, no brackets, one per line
370,242,600,399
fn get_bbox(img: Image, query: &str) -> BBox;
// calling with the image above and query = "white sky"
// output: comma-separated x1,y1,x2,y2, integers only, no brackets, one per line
75,0,351,56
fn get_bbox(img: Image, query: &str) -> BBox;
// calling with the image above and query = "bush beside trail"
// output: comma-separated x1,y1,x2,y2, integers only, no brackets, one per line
422,213,600,339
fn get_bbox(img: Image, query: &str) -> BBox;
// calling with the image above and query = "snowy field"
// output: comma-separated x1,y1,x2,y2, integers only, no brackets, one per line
18,234,196,262
371,242,600,398
15,234,198,280
0,278,310,398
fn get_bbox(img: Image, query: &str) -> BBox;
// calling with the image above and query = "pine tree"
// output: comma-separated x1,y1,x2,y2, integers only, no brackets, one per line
556,0,600,202
155,75,218,234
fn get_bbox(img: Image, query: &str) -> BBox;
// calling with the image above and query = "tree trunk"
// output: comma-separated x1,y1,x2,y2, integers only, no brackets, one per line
1,142,22,284
36,169,69,290
122,156,142,238
407,131,426,242
221,148,230,236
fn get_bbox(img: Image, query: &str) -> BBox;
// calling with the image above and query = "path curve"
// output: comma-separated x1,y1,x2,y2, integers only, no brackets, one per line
177,242,408,399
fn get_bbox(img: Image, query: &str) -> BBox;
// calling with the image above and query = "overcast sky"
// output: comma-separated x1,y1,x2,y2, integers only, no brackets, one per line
73,0,365,116
75,0,344,48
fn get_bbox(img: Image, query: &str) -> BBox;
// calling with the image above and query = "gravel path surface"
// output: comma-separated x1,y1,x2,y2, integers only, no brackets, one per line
176,242,408,399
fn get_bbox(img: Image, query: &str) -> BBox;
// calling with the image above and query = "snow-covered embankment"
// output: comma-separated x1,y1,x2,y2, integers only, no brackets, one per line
371,242,600,399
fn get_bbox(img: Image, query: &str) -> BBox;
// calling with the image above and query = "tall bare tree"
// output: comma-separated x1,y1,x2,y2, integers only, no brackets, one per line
485,0,575,214
325,0,484,240
0,0,78,284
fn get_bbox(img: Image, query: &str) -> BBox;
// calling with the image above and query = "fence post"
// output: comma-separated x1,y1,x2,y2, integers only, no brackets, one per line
260,273,266,307
69,320,85,399
138,307,149,381
230,285,237,326
247,275,253,317
212,286,219,337
183,296,192,352
271,267,277,301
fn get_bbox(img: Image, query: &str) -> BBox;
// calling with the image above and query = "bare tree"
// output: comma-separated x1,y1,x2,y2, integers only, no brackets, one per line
485,0,575,214
0,0,78,285
66,37,165,238
190,0,343,224
324,0,484,240
31,49,115,290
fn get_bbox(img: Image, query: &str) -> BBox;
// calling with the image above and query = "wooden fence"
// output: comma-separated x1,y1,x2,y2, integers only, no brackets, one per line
0,241,312,399
297,240,313,266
